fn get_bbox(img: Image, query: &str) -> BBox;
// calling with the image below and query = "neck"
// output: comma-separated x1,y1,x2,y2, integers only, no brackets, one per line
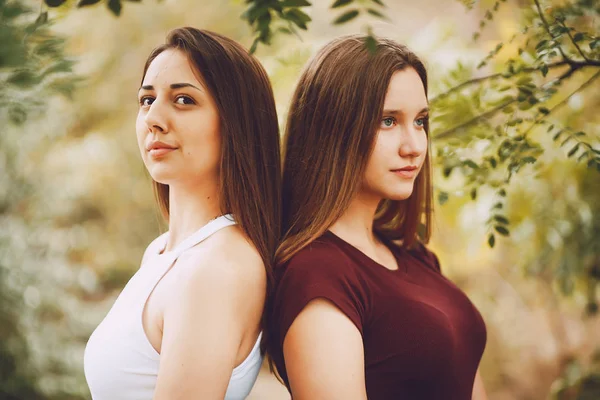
164,180,222,252
329,191,381,250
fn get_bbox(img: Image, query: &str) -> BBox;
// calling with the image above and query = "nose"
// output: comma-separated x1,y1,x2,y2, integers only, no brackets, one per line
144,99,168,135
398,125,427,159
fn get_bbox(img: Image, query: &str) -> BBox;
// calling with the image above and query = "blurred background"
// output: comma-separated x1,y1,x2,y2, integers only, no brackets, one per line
1,0,599,399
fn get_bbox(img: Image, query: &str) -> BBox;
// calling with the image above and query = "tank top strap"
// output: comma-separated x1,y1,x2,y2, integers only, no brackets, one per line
168,214,236,259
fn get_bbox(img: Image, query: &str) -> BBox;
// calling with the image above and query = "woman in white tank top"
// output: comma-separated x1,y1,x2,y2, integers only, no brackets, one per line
84,27,281,400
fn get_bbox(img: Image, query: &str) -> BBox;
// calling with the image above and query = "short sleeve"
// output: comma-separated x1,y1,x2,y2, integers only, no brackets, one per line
270,242,365,349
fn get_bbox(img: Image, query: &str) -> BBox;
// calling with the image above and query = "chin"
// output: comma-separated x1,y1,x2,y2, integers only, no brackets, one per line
385,192,413,201
146,165,177,186
381,185,415,201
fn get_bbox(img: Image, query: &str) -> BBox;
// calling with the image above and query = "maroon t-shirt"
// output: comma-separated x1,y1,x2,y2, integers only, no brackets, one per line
268,231,487,399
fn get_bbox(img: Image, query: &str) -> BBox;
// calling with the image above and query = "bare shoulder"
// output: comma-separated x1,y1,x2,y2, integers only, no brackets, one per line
172,225,266,303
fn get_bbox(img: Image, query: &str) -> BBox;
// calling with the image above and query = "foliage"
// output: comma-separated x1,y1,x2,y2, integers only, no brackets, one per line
238,0,387,53
1,1,88,399
429,0,600,309
2,0,599,398
1,0,77,125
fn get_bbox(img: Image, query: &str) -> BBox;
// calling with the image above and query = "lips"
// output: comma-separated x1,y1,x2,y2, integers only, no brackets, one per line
391,166,418,178
146,141,178,158
146,141,177,151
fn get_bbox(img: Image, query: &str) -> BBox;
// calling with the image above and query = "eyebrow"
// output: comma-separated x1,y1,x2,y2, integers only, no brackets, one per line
383,107,429,116
139,83,204,92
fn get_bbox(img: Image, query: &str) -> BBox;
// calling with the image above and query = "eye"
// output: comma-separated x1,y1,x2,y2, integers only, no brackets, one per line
175,95,195,105
381,116,396,128
139,96,154,107
415,116,428,128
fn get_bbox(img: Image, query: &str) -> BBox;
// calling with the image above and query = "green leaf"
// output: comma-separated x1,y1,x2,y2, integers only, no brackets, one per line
438,191,449,205
489,157,497,168
25,11,49,33
367,8,386,19
522,156,537,164
488,234,495,248
495,225,510,236
249,38,259,54
560,136,572,147
516,75,532,85
331,0,352,8
540,64,549,76
535,39,548,50
517,85,533,95
573,32,584,42
567,143,580,157
35,11,49,24
502,106,514,114
107,0,122,16
44,0,67,7
242,3,265,22
574,131,586,137
281,0,311,6
333,9,359,24
78,0,101,5
494,215,509,225
517,101,534,111
492,202,503,210
284,8,311,29
470,188,477,200
577,152,589,162
552,130,563,141
287,8,311,22
364,34,377,53
8,105,27,125
7,69,39,87
538,106,550,115
463,159,479,169
498,189,507,197
591,40,600,50
371,0,385,5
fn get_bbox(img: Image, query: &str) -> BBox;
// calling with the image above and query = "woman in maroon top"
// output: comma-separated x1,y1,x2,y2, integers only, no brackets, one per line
267,35,488,399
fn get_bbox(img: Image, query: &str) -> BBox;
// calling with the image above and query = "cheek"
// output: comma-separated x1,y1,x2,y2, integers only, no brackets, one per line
420,133,429,161
135,115,147,151
184,112,221,165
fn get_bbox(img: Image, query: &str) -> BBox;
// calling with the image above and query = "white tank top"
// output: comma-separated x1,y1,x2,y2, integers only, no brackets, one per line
84,215,263,400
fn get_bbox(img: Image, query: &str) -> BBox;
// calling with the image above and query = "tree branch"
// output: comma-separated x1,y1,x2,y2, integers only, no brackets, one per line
534,0,570,63
523,69,600,136
433,100,516,140
431,60,571,102
560,21,590,62
434,63,589,140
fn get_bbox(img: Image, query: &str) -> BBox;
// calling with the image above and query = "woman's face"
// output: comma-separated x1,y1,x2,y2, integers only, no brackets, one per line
136,49,221,188
361,68,429,201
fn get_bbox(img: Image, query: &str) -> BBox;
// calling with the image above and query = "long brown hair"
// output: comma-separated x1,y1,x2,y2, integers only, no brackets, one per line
277,34,433,265
141,27,281,291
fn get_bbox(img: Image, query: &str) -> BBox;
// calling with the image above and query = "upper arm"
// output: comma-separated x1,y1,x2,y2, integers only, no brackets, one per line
472,370,488,400
283,298,367,400
153,240,265,400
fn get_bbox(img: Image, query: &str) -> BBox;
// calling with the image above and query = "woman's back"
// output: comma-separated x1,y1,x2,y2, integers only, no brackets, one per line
84,215,265,400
